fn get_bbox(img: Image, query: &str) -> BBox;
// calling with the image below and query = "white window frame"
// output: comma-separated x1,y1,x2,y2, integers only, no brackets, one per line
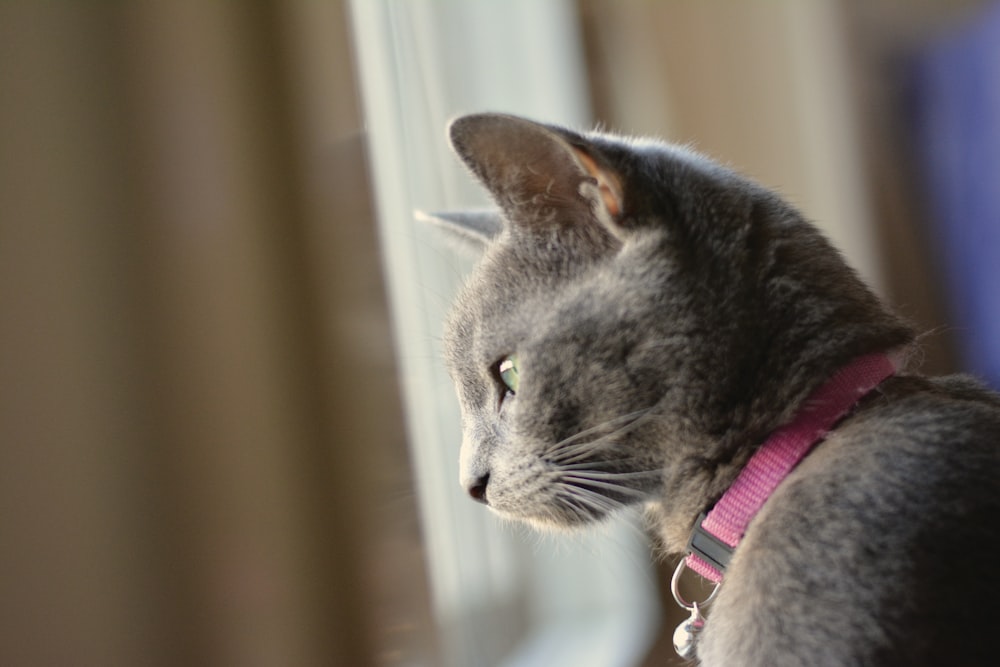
349,2,661,666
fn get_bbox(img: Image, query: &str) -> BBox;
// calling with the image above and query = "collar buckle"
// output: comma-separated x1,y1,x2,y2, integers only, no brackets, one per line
686,512,734,574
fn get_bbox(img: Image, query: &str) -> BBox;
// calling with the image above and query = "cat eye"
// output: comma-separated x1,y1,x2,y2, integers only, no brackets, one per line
498,354,520,395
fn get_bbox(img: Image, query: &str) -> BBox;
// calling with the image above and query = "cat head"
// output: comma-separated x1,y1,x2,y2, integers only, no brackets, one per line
433,113,911,537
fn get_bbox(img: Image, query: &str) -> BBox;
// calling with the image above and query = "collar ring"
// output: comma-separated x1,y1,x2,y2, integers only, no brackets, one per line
670,557,721,611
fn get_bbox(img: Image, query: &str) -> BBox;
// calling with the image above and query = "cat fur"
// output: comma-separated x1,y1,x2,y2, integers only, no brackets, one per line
431,112,1000,666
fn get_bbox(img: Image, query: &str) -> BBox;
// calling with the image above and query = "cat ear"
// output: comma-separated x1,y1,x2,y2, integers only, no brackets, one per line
415,209,503,255
448,113,625,239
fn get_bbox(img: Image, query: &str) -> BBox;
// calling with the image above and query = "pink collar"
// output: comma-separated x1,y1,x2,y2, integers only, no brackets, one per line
684,352,898,583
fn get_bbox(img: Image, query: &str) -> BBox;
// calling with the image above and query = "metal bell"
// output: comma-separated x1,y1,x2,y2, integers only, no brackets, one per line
672,601,706,660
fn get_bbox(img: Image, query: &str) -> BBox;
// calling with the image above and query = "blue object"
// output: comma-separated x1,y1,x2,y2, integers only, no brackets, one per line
909,2,1000,389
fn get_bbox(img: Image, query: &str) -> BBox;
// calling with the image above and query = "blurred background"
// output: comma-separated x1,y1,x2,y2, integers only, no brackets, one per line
2,1,997,666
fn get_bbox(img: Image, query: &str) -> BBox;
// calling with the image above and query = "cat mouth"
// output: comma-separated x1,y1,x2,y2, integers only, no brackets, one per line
481,483,614,529
471,453,660,529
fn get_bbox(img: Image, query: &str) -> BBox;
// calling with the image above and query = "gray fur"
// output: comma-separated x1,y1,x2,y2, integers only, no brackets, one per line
435,112,1000,665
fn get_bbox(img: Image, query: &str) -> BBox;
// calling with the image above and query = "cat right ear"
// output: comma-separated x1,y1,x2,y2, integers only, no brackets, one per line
415,209,504,256
447,113,626,243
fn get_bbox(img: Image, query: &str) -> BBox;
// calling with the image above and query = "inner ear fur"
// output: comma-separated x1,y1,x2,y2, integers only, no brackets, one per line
569,145,625,230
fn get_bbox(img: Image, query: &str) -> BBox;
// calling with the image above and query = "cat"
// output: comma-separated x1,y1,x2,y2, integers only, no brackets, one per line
427,112,1000,665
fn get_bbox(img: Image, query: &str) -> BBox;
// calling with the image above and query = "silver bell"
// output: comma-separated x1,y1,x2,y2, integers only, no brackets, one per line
670,559,720,660
672,602,706,659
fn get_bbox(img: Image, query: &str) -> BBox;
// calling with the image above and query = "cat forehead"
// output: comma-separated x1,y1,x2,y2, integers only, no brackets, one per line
447,237,661,345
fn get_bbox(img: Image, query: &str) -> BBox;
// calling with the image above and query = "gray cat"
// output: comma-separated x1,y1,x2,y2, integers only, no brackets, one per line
428,112,1000,665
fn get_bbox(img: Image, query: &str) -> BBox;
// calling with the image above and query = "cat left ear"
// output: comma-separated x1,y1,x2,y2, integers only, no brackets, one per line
415,209,504,255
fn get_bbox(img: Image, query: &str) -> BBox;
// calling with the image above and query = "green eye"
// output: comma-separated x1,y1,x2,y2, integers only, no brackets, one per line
498,354,520,395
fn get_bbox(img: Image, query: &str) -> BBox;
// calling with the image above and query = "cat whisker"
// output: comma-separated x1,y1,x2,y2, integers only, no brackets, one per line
556,483,624,517
552,485,654,547
559,469,662,482
558,491,599,522
551,438,615,466
546,408,658,465
557,456,652,471
560,474,652,499
545,409,653,456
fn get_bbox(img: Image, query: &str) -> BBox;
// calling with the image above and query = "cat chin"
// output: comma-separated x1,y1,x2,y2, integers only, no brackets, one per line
498,507,612,534
525,517,600,535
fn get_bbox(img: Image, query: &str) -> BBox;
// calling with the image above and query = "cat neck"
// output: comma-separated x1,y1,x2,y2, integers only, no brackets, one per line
652,343,911,553
683,352,900,582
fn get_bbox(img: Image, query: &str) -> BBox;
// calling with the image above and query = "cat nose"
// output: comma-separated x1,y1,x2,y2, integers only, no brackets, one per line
466,473,490,504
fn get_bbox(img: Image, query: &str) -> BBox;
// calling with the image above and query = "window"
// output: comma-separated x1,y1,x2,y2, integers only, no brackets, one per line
349,2,661,665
